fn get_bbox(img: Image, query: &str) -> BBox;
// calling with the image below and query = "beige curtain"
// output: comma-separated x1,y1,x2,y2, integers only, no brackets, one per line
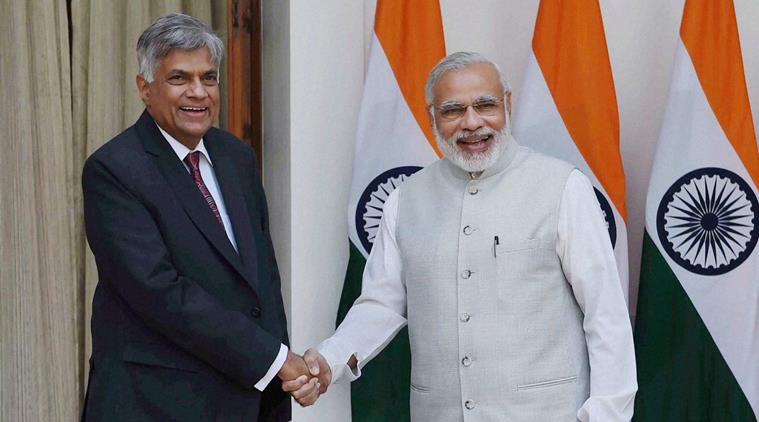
1,1,80,421
1,1,226,420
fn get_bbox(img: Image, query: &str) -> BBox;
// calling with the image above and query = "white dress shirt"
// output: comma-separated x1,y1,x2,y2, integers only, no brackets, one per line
159,126,288,391
319,169,637,421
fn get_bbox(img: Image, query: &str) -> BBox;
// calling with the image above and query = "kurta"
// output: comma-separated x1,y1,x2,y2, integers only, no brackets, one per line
319,137,636,421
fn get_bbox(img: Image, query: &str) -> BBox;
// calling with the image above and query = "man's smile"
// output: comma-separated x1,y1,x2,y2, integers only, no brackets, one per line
179,106,209,116
457,133,493,153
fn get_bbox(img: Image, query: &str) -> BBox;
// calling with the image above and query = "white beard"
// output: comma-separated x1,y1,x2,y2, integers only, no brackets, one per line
434,123,510,173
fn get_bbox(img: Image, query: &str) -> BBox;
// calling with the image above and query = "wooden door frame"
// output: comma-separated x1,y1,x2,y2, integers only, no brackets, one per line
227,0,263,170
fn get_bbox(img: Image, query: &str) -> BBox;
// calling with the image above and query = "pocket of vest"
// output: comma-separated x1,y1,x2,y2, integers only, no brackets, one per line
410,382,431,394
494,238,552,283
516,375,577,391
494,238,540,255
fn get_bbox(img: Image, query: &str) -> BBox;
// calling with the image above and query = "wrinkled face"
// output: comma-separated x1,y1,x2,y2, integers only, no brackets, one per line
137,47,219,149
430,63,511,172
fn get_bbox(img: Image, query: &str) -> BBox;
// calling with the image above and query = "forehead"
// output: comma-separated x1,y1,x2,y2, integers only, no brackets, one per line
433,63,502,103
156,47,216,72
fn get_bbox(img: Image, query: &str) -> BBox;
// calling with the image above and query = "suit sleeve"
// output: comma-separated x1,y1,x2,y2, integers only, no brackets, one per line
82,155,282,389
254,155,290,347
249,149,293,410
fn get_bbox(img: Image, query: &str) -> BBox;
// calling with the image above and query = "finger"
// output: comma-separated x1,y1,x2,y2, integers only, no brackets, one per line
291,378,318,400
300,387,320,407
319,355,332,386
290,383,315,400
318,377,329,394
314,355,332,393
281,374,308,392
296,380,321,407
281,375,308,392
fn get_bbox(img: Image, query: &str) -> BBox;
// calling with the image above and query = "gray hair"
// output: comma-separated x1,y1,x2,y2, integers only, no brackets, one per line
137,13,224,82
424,51,511,105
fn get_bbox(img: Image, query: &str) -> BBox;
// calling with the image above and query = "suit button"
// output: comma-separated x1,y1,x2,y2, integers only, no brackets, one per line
462,356,472,367
465,400,476,410
250,307,262,318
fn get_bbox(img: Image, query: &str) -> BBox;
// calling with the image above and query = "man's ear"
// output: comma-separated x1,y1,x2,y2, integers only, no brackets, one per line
136,74,150,107
504,91,513,117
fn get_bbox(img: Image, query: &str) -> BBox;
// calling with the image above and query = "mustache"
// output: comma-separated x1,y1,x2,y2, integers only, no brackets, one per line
449,127,498,142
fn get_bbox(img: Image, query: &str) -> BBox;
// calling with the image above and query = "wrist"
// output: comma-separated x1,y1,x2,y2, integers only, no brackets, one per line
278,351,308,381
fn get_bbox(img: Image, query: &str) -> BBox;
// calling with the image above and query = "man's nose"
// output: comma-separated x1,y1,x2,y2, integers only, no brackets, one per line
460,105,484,130
186,79,209,98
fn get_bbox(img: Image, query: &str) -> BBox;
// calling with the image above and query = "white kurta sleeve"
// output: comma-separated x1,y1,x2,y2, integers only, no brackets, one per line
557,170,637,422
318,189,408,383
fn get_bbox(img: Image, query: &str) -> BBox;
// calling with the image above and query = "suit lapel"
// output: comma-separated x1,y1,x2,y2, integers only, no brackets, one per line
137,112,250,284
205,130,260,292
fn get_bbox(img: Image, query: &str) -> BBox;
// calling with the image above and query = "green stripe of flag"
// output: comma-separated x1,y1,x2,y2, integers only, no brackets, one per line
634,232,755,421
337,242,411,422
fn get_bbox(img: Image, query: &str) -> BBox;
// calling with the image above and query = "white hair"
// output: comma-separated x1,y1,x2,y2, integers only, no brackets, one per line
136,13,223,82
424,51,511,106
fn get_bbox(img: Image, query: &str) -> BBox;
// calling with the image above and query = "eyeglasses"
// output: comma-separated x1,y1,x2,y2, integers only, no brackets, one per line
433,96,504,121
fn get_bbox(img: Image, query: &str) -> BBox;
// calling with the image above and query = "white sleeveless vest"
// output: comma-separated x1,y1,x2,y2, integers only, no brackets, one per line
396,138,589,421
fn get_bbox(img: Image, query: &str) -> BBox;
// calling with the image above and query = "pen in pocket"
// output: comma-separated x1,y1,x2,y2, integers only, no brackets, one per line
493,235,500,257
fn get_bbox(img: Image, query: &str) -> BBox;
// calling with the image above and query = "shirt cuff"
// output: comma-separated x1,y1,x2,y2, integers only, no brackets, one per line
317,337,361,383
254,343,288,391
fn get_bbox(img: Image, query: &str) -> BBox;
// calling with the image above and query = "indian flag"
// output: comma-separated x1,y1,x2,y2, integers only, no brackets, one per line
336,1,444,420
512,0,629,300
633,1,759,420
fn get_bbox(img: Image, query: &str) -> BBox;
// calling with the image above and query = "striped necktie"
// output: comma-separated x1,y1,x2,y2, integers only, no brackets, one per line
184,151,225,228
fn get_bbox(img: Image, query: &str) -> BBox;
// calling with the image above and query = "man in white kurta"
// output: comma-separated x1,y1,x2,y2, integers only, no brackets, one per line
288,52,636,421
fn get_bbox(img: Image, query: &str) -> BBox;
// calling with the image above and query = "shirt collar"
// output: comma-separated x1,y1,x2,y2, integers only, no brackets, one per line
157,125,213,166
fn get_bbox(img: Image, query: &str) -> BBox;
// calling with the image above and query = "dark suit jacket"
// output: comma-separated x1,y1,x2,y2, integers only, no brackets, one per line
81,111,291,422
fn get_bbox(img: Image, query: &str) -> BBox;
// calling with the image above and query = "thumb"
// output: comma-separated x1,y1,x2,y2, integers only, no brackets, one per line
305,349,320,376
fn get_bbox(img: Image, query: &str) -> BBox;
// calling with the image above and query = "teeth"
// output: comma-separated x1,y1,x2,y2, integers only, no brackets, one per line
180,107,206,111
460,135,489,144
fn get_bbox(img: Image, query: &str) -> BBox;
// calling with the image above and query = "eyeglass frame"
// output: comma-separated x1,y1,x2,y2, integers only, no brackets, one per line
429,94,508,122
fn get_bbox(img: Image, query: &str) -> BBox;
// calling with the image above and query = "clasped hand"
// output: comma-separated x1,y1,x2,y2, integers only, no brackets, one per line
277,348,331,407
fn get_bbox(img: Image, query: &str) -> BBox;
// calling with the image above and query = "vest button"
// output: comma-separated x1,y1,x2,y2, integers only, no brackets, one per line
468,186,479,195
461,356,472,367
250,307,262,318
461,269,472,279
460,313,471,322
463,225,474,235
465,400,476,410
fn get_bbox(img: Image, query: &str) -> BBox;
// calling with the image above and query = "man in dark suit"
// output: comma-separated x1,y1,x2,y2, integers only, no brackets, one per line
81,13,320,421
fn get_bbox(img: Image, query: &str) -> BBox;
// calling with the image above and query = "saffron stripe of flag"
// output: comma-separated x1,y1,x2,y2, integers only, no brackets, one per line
512,0,629,299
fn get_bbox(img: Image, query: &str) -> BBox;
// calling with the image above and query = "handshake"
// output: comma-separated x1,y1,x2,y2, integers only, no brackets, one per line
277,348,332,407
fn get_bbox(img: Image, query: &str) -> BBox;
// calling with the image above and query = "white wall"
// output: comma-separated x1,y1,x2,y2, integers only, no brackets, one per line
263,1,759,421
263,1,365,420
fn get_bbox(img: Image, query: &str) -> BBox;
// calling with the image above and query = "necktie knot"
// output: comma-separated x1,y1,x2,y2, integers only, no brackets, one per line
184,151,201,172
